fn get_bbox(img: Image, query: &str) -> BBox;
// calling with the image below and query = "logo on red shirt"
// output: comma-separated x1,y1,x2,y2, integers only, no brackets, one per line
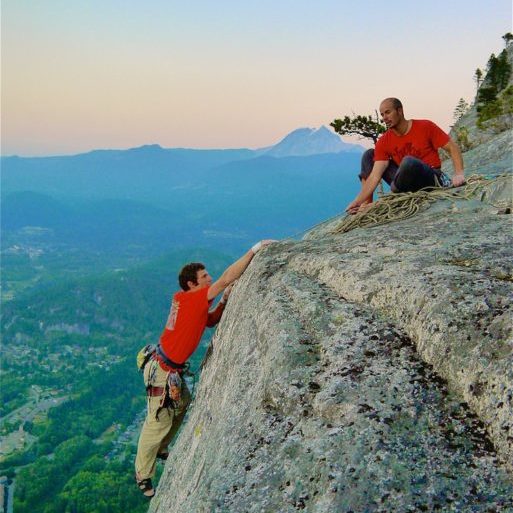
165,299,180,331
391,142,423,163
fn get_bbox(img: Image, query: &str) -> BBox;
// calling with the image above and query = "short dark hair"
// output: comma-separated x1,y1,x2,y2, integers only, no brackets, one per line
178,262,205,291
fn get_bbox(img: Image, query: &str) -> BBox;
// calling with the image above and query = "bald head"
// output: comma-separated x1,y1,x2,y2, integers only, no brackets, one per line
380,97,403,110
379,98,406,131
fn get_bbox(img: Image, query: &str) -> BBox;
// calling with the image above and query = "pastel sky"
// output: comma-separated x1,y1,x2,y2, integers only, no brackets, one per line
1,0,511,156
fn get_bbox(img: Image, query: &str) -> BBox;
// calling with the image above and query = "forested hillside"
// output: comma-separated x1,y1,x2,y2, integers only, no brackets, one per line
0,250,231,513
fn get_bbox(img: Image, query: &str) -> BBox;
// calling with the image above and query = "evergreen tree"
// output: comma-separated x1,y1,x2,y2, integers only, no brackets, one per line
330,112,386,144
476,46,512,128
496,50,512,90
484,51,511,93
474,68,483,92
453,98,470,122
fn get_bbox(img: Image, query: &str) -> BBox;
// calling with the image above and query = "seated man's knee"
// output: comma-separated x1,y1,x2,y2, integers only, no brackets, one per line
363,148,374,160
393,157,417,192
393,157,437,193
395,157,422,182
400,156,420,172
359,149,375,181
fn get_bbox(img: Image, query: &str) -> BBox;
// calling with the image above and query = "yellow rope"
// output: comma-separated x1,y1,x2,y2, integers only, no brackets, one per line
331,174,511,235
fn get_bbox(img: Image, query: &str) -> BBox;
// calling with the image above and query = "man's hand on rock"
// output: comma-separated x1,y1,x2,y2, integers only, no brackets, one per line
252,239,276,254
346,200,372,215
452,173,465,187
346,199,360,214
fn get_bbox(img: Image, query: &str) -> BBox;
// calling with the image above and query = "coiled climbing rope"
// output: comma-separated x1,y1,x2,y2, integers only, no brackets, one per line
289,174,511,240
332,174,511,234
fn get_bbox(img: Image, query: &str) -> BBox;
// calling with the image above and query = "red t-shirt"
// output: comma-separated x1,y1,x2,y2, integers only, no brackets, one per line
374,119,449,169
160,286,213,364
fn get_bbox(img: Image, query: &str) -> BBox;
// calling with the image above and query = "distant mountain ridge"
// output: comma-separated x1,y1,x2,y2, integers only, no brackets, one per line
261,125,363,157
1,128,364,255
1,126,363,205
1,126,362,160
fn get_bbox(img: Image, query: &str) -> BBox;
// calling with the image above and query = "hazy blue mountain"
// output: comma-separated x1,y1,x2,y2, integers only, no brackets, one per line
1,191,189,250
1,191,73,230
1,130,364,256
1,142,361,200
1,127,362,201
0,145,256,202
1,150,362,257
261,126,363,157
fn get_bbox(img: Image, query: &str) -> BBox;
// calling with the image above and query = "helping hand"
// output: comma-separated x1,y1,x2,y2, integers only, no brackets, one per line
252,239,277,254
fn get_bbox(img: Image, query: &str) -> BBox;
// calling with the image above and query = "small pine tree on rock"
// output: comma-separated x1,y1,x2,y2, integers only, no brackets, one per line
330,112,386,144
474,68,483,92
453,98,470,122
503,32,513,47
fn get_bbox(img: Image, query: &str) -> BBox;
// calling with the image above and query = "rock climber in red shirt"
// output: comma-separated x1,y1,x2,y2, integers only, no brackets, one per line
135,239,274,498
346,97,465,214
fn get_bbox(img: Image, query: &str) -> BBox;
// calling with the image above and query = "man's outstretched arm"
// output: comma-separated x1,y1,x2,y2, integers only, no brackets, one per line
346,160,388,213
441,139,465,186
207,240,274,301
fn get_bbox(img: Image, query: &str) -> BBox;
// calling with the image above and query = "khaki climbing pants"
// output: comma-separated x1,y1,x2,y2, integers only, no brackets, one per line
135,358,191,480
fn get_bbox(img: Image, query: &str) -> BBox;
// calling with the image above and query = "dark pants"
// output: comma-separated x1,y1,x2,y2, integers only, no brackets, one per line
359,149,442,193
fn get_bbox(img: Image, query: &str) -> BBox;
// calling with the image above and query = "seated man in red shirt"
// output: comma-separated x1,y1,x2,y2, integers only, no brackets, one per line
135,240,274,498
346,97,465,214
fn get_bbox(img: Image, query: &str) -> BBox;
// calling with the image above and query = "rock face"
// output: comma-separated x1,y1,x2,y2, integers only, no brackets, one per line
443,128,512,178
150,145,513,510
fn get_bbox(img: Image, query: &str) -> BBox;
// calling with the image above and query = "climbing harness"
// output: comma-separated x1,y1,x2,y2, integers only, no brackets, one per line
151,366,197,420
137,343,198,417
137,343,190,373
154,344,188,372
137,342,198,419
